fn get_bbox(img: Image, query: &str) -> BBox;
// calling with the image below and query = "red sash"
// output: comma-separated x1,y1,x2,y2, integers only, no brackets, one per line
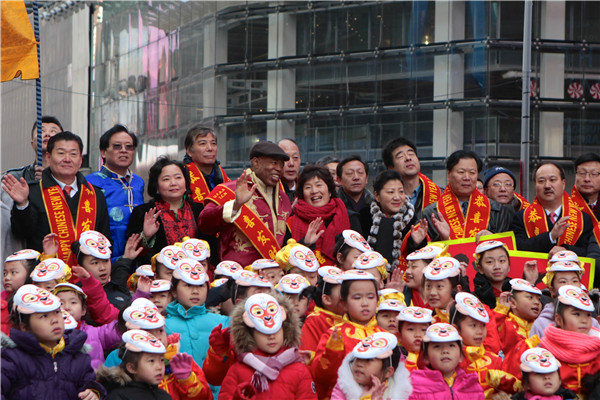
514,192,530,210
523,192,584,245
206,183,282,259
437,187,490,239
187,162,230,204
41,183,96,266
419,173,441,209
570,187,600,244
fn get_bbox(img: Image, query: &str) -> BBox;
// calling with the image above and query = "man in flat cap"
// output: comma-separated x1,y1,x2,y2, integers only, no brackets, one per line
198,141,292,265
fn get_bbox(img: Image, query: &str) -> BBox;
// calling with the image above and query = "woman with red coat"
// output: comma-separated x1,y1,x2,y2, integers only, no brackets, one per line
288,164,362,265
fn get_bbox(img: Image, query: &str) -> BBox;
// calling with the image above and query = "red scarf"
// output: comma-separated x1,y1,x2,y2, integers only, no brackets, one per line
154,200,198,245
290,198,350,263
540,325,600,363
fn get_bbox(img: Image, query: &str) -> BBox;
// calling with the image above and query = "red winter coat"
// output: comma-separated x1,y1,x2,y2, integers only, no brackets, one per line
300,306,343,358
219,347,317,400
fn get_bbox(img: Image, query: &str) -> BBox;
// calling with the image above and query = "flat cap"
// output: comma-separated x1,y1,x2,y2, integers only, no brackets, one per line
249,141,290,161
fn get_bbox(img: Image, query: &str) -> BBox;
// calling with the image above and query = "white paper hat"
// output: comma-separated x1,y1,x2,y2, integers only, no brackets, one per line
423,323,462,343
340,269,377,282
78,230,111,260
377,298,405,313
122,329,166,354
243,293,286,335
30,258,67,282
123,298,165,330
352,332,398,359
378,288,399,297
235,270,273,288
276,274,310,294
211,278,229,288
53,282,86,298
288,245,319,272
406,244,446,261
474,240,505,254
423,257,460,280
62,309,78,330
157,245,187,270
181,238,210,261
396,307,433,323
547,261,583,274
13,284,61,314
215,260,243,278
135,264,155,277
454,292,489,323
353,251,386,270
557,285,594,312
318,266,343,284
5,249,40,262
173,259,208,286
509,278,542,295
549,250,581,265
149,279,171,293
520,348,560,373
342,229,372,252
251,259,281,271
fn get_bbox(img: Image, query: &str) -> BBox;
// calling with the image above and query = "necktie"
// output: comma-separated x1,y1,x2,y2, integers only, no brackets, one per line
461,202,468,217
63,186,72,198
549,212,557,224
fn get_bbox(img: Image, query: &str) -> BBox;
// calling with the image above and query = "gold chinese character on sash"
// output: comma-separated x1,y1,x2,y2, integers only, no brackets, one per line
468,228,479,237
257,230,270,245
243,215,256,229
528,209,542,223
189,171,200,184
474,195,487,208
82,218,92,231
470,211,481,224
83,200,93,214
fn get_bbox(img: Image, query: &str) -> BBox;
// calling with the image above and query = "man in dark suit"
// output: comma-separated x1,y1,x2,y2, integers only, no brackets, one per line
512,161,600,259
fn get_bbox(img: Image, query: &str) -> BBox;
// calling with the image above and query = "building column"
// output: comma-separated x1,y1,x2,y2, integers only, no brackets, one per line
539,1,565,157
432,1,465,183
266,12,296,142
202,17,228,163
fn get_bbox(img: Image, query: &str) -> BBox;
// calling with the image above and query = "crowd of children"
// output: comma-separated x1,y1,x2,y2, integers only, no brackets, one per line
3,228,600,399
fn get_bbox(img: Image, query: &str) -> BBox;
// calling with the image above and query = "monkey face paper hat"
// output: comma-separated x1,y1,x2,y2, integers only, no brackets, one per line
406,243,448,261
181,238,210,261
13,284,61,314
423,257,460,281
351,332,398,359
235,270,273,288
557,285,594,312
122,329,166,354
287,245,320,273
276,274,310,294
352,251,389,280
548,250,580,266
509,278,542,295
30,258,70,283
149,279,172,293
396,306,433,323
423,323,462,344
318,266,343,284
341,229,372,253
215,260,243,279
520,347,560,373
5,249,40,262
123,298,165,330
251,259,281,272
173,259,208,286
135,264,155,278
157,245,187,270
62,309,78,330
453,292,489,324
78,230,112,260
243,293,286,335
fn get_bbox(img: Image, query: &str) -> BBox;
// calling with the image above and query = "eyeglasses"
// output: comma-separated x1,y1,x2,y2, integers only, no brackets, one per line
112,143,135,151
491,182,514,189
576,170,600,178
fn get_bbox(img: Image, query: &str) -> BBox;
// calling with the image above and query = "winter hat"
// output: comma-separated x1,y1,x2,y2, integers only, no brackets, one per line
483,166,516,188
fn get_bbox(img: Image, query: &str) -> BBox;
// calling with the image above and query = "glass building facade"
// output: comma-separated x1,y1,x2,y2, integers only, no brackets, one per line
89,1,600,192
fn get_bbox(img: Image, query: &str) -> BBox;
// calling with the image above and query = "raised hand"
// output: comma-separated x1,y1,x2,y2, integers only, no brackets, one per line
523,260,539,285
303,217,324,246
143,207,161,239
170,352,193,380
431,212,451,240
550,216,570,241
124,233,144,259
71,265,91,280
411,219,428,244
42,233,59,256
385,266,405,292
2,174,29,206
233,170,257,212
137,275,152,292
362,375,387,400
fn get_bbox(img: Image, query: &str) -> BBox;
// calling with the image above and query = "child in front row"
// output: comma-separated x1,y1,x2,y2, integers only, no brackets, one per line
219,293,317,399
2,284,105,400
397,306,433,371
2,249,40,334
332,332,412,399
409,323,484,400
513,348,577,400
451,292,521,398
539,285,600,397
97,329,171,400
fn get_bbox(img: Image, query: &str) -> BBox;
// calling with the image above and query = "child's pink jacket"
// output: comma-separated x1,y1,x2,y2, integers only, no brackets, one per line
408,367,485,400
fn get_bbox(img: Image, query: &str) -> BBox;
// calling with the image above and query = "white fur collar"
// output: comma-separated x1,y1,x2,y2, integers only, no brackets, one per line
336,351,412,399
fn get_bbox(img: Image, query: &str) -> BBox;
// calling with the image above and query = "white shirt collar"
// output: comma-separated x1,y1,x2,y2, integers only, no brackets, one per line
52,174,78,195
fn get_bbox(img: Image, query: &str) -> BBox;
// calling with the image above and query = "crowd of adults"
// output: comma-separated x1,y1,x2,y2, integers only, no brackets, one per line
3,117,600,286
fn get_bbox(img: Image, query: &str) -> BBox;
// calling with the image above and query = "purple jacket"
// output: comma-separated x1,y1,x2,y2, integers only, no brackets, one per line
530,302,600,339
408,368,484,400
80,320,122,370
1,328,106,400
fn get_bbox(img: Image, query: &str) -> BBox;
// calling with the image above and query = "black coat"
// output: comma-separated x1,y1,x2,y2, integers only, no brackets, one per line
11,168,111,252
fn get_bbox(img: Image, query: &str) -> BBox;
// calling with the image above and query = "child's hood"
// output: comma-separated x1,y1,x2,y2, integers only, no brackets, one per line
1,329,91,355
96,364,132,391
230,291,301,354
336,351,412,400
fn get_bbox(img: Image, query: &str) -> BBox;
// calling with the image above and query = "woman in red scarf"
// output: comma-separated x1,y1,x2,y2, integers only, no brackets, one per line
288,164,362,265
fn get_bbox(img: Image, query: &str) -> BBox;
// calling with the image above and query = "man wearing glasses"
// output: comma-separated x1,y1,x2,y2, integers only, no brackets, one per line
483,166,530,213
87,124,144,261
571,153,600,222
